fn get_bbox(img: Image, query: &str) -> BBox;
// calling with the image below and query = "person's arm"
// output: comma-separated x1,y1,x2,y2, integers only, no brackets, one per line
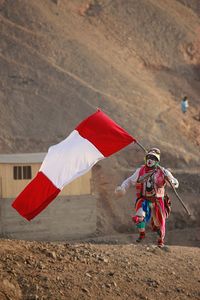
163,168,179,188
115,168,140,196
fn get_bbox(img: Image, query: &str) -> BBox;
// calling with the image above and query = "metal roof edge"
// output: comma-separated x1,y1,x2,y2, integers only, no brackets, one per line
0,153,47,163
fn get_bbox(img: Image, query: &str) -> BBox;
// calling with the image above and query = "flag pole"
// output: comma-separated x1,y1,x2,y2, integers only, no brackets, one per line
135,140,191,216
164,176,191,216
136,141,147,153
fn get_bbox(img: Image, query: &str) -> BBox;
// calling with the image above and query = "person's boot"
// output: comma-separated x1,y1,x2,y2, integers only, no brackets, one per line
136,231,145,243
157,237,164,248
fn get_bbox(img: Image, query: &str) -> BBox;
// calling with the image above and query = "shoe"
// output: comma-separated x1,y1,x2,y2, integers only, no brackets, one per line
136,232,145,243
136,237,143,243
157,238,164,248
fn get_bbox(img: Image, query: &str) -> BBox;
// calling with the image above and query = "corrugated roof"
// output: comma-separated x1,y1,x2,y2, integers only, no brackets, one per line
0,153,46,163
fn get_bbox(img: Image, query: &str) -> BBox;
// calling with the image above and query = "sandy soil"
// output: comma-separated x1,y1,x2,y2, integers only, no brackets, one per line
0,233,199,300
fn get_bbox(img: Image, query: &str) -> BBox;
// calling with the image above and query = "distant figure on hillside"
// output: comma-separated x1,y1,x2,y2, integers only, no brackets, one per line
115,148,179,248
181,96,189,113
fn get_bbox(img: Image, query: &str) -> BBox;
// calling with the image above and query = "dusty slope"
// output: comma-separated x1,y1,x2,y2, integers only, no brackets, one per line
0,238,199,300
0,0,200,158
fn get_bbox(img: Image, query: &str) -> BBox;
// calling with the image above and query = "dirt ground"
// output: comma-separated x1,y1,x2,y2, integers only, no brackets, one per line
0,230,200,300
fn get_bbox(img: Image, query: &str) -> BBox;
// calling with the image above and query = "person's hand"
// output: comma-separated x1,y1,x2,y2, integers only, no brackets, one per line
114,186,126,197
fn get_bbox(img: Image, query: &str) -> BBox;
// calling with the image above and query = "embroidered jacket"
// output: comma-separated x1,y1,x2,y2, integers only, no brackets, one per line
121,165,178,198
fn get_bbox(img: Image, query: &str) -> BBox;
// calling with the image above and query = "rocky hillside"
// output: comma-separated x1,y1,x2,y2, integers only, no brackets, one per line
0,0,200,158
0,238,199,300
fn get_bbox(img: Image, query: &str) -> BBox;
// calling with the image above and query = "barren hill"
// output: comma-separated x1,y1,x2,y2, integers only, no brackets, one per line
1,0,200,157
0,1,200,298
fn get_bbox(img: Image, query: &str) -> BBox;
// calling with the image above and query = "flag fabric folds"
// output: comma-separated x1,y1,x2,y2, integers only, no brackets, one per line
12,110,136,220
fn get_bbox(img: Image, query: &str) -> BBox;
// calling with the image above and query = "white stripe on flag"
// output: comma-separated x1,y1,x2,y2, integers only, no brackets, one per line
40,130,104,189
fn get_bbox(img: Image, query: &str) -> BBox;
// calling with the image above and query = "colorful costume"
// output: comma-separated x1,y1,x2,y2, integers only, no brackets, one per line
115,148,179,247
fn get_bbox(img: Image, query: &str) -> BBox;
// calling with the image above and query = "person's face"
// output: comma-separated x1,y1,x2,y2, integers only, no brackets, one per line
146,155,157,168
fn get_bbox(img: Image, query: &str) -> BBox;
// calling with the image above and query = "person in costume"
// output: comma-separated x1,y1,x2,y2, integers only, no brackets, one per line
115,148,179,247
181,96,189,113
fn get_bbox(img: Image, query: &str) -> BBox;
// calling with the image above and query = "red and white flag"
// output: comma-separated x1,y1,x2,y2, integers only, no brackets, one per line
12,110,136,220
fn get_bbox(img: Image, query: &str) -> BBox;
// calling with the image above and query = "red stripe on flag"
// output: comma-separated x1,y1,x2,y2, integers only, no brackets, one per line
12,172,60,221
76,110,135,157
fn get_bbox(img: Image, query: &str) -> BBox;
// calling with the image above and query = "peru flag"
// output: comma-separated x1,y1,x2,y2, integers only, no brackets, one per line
12,110,135,220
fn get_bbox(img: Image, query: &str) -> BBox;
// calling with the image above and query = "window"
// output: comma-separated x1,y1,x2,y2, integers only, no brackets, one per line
13,166,32,180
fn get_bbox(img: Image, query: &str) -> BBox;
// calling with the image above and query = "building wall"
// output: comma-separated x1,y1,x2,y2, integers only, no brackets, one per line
0,163,91,198
0,195,96,241
0,163,40,198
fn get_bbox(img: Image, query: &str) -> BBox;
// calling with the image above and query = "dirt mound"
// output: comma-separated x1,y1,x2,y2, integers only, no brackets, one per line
0,238,199,300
